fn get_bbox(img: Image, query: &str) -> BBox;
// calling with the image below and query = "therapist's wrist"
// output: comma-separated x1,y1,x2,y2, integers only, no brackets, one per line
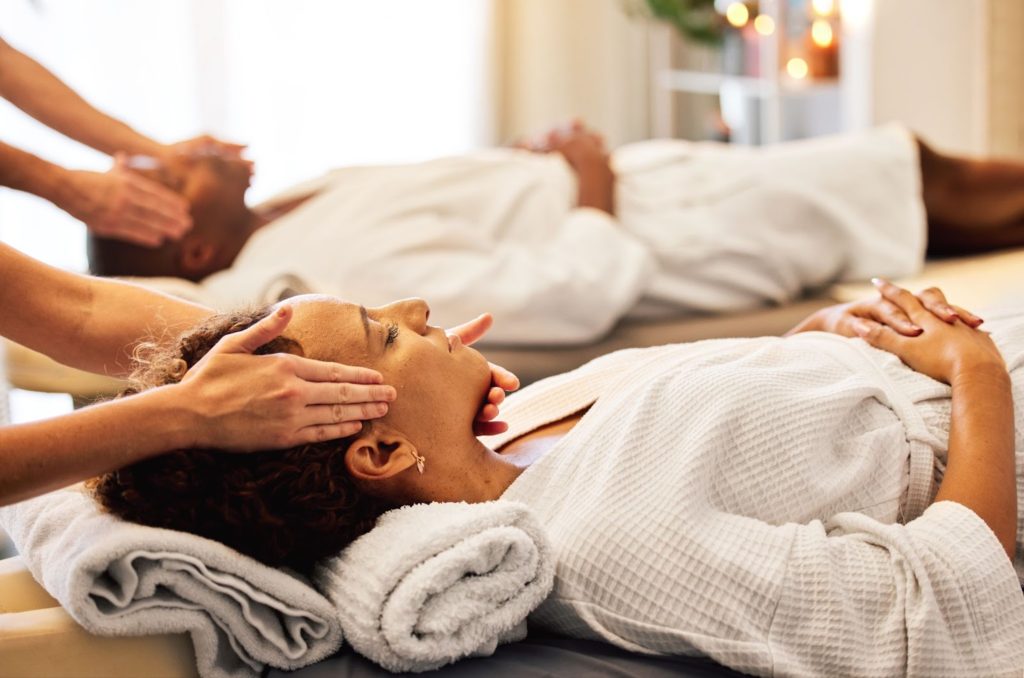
6,151,68,206
130,383,203,454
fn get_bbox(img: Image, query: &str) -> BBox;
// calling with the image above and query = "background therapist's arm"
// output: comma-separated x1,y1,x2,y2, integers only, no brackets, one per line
0,36,162,156
0,242,210,376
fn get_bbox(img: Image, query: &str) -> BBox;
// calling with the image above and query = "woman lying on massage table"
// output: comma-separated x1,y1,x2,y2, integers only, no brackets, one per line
0,242,516,507
91,281,1024,676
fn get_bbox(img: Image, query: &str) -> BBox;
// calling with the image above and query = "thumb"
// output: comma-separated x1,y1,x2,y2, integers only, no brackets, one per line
218,305,293,355
450,313,493,346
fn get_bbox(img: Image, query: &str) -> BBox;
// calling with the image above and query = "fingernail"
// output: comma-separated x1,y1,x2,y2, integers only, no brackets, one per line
276,306,288,318
870,277,883,287
383,387,397,400
909,324,922,333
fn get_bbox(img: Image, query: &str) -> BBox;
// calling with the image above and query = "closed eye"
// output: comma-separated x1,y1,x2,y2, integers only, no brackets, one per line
385,323,400,347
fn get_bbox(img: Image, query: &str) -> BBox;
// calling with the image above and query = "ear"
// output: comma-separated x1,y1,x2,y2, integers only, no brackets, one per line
344,424,419,483
177,232,217,277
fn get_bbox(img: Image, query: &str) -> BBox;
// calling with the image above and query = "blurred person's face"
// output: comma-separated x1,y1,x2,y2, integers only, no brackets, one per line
88,154,260,281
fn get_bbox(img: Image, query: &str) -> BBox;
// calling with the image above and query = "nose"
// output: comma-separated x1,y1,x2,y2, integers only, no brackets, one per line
381,298,430,335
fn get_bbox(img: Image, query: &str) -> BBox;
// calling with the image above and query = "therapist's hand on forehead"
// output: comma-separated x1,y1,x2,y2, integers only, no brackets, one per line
0,242,520,507
179,304,397,451
0,243,404,507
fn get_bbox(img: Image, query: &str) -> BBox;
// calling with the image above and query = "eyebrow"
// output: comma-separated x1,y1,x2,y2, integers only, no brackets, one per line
359,305,370,341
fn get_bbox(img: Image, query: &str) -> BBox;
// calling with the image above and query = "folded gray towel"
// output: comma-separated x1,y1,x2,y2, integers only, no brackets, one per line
0,488,555,676
0,488,342,678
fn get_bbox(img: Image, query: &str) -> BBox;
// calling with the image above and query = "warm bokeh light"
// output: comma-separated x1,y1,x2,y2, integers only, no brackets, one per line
786,57,809,79
811,19,834,47
753,14,775,36
812,0,835,15
725,2,750,28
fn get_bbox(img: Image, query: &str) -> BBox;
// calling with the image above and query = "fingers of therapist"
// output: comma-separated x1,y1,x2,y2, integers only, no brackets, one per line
476,402,500,423
215,306,296,355
292,422,365,445
489,362,520,392
474,420,510,436
113,154,191,237
89,220,164,248
289,358,385,386
301,380,396,406
450,313,493,346
301,402,389,428
866,299,920,336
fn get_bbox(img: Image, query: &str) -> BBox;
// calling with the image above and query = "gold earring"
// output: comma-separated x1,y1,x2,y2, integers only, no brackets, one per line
411,451,426,475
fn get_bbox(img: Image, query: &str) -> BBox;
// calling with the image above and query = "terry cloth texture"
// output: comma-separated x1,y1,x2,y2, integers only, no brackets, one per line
496,311,1024,677
319,500,554,673
0,489,552,677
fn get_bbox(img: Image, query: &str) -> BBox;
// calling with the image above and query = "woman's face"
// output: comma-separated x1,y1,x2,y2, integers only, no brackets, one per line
285,295,493,443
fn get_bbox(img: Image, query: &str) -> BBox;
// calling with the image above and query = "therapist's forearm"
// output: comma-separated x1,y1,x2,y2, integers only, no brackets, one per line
0,139,70,204
0,243,211,376
0,385,192,506
0,37,162,157
932,365,1017,560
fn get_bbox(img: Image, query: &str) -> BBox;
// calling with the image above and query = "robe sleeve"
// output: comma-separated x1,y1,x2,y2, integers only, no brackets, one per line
369,207,654,345
765,501,1024,677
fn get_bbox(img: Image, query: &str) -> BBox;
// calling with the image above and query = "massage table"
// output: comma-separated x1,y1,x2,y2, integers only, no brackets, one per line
0,554,747,678
1,247,1022,677
6,247,1024,396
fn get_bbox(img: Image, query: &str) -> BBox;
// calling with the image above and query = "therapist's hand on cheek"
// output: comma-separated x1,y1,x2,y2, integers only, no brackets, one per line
175,305,396,451
62,153,192,247
449,313,521,436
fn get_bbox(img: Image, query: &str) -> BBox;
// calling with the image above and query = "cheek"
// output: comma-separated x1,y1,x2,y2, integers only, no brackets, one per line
382,346,486,428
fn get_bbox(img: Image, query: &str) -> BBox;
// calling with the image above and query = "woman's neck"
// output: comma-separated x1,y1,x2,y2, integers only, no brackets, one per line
419,439,525,504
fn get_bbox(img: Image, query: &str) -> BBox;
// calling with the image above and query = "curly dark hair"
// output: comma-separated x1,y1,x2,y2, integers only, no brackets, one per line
88,307,390,574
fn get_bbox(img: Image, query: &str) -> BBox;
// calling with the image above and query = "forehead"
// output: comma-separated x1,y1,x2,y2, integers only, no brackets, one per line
285,296,369,363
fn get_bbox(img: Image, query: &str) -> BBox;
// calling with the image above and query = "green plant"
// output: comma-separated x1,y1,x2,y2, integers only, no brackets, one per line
626,0,724,46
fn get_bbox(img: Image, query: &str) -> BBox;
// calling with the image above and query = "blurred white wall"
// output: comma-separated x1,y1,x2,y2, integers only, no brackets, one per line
869,0,987,155
492,0,654,148
842,0,1024,157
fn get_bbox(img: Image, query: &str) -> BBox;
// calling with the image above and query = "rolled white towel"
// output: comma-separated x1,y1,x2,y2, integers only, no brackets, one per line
319,500,554,673
0,488,343,678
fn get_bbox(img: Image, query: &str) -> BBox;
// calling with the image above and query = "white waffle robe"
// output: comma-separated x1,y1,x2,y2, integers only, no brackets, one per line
203,125,925,344
494,308,1024,677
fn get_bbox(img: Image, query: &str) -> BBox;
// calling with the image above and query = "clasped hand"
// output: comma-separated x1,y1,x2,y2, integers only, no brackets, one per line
789,279,1005,384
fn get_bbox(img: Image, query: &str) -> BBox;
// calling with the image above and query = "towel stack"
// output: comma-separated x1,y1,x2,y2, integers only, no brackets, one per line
0,488,553,677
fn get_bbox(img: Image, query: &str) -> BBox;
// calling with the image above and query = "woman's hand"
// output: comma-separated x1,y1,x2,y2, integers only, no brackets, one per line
449,313,521,436
175,305,396,450
787,280,985,339
61,155,192,247
512,119,615,215
847,280,1004,384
